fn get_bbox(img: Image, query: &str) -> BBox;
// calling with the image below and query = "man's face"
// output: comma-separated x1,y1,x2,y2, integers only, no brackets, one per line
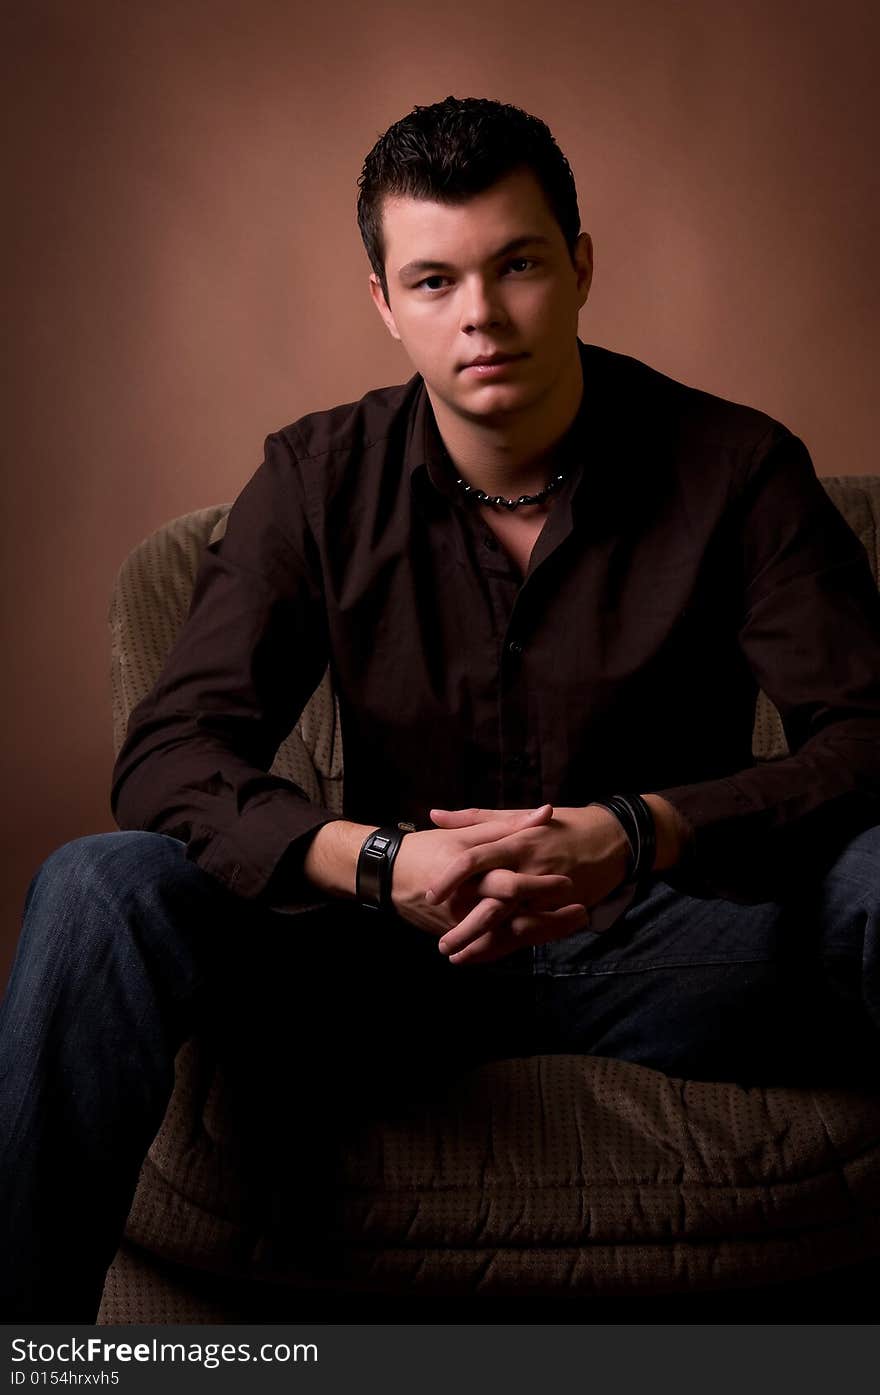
369,169,593,426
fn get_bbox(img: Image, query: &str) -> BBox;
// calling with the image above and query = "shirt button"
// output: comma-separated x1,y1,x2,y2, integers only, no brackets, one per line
508,640,523,657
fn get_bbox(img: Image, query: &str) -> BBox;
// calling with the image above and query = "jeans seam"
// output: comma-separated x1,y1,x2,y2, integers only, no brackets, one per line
541,954,772,979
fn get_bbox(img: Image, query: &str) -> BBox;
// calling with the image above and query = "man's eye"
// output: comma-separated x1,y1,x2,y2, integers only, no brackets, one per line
506,258,535,273
417,275,450,291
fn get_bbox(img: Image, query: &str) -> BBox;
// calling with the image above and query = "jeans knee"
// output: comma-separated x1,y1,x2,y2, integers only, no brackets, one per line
21,833,194,962
826,822,880,882
29,832,183,909
817,823,880,935
3,836,187,1033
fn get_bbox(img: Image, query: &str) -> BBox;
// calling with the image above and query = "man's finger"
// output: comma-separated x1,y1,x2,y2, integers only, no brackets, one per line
425,842,512,905
445,928,517,965
444,905,589,964
429,807,488,827
476,869,573,905
437,896,508,954
439,895,576,957
437,876,574,954
429,804,552,829
508,903,590,941
426,825,529,903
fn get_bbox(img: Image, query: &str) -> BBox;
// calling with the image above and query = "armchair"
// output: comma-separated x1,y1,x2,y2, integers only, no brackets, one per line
97,480,880,1322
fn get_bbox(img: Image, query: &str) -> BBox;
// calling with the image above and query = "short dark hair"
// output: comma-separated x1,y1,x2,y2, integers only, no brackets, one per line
357,96,581,303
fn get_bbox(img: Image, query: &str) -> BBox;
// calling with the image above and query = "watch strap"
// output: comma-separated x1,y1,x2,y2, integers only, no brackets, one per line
356,823,415,911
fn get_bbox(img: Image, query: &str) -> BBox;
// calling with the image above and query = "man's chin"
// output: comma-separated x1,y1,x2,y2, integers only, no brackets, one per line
424,376,543,432
451,380,536,423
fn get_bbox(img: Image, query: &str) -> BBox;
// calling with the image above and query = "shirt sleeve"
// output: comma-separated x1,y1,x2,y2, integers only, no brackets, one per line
111,431,342,909
654,426,880,903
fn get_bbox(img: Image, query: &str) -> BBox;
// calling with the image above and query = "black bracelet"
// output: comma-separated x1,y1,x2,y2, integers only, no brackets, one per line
589,794,656,885
356,823,415,911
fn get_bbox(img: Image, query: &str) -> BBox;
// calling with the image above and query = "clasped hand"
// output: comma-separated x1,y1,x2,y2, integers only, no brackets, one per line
390,803,630,965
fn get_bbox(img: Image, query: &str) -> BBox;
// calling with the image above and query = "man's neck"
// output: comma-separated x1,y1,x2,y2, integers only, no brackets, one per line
427,348,585,499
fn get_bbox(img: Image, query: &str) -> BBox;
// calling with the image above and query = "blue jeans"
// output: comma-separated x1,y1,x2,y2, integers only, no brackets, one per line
2,826,880,1319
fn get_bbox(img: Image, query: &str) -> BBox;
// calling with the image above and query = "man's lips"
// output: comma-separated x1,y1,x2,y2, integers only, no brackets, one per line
460,352,528,371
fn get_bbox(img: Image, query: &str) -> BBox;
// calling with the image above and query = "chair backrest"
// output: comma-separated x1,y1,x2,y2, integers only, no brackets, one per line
109,505,343,812
752,476,880,759
109,477,880,784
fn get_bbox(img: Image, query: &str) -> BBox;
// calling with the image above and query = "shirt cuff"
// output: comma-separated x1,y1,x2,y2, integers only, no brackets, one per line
649,777,771,902
186,796,343,913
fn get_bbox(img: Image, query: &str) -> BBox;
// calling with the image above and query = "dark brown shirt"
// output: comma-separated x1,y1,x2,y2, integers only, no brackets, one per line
111,341,880,905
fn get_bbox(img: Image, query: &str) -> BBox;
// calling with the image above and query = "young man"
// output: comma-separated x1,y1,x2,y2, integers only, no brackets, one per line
4,96,880,1320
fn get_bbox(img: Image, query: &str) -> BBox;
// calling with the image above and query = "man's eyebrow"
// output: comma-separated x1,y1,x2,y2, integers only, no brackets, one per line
397,235,552,280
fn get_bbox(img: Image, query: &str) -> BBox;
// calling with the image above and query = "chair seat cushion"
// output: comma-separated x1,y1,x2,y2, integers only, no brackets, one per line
123,1047,880,1296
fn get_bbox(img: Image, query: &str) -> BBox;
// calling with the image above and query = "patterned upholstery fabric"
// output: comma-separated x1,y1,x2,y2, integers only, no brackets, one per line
109,506,343,810
98,479,880,1321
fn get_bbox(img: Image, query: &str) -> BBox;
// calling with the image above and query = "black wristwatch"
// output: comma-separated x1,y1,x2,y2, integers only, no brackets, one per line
356,822,416,911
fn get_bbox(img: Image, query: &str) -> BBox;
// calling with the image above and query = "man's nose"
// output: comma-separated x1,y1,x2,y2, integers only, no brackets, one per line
461,276,507,334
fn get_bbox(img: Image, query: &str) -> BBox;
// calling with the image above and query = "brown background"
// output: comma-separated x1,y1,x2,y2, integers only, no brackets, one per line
2,0,878,985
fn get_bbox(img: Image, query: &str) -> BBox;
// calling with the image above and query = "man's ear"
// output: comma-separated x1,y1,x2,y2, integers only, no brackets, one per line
369,274,402,342
574,232,593,307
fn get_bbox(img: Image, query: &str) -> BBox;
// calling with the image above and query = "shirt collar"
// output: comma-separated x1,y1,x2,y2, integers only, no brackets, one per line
406,339,606,509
